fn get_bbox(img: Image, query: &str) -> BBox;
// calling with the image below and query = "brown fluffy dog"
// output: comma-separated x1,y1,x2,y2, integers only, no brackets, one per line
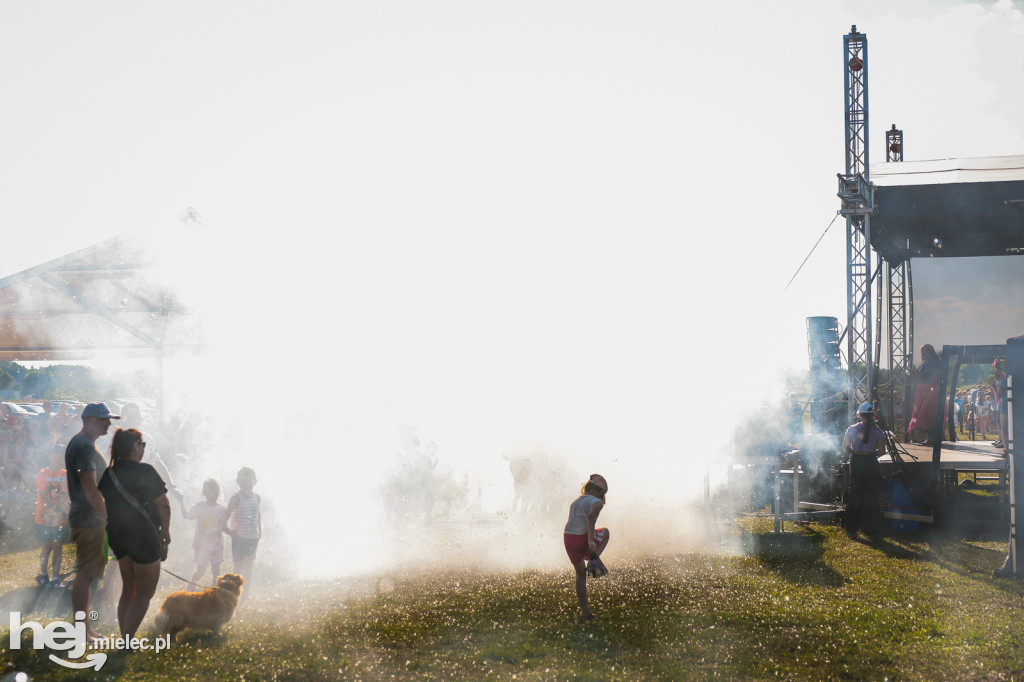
154,573,244,640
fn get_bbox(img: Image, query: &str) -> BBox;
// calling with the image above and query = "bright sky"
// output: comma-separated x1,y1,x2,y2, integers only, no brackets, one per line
2,0,1023,571
914,256,1024,348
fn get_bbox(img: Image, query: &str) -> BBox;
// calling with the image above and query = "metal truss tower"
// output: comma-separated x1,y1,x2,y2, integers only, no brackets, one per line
881,124,912,435
838,26,874,423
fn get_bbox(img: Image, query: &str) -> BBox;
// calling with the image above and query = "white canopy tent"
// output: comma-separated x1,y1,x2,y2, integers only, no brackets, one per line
0,236,201,362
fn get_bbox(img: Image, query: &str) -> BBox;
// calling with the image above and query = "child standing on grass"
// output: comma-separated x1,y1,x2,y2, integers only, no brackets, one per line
35,445,70,586
563,474,610,620
180,478,227,590
225,466,261,589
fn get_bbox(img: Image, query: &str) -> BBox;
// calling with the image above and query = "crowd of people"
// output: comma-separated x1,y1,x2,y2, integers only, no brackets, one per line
1,400,169,546
950,383,1004,446
1,400,86,518
0,399,263,643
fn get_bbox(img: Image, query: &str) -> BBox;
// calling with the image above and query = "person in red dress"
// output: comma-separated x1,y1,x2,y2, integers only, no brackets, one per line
906,344,942,444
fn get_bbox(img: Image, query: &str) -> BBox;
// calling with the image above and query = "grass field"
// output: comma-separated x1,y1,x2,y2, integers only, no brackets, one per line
2,515,1022,681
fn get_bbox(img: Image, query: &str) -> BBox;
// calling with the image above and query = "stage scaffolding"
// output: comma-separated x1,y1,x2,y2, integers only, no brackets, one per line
838,26,874,425
836,27,1023,438
880,125,911,436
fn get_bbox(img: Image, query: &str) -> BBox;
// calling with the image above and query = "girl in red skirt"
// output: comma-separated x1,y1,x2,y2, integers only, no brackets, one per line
563,474,610,620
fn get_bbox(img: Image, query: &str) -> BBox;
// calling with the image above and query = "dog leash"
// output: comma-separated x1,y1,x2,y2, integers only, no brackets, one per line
160,566,226,592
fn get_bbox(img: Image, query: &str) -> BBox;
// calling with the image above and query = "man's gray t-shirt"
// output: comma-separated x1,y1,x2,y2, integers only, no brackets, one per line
65,432,107,527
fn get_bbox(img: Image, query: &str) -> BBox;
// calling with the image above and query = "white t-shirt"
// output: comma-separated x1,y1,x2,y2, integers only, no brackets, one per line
564,494,602,535
843,422,885,455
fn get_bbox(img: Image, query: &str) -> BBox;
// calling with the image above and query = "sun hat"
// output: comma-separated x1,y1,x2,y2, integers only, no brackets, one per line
858,402,874,415
80,402,121,420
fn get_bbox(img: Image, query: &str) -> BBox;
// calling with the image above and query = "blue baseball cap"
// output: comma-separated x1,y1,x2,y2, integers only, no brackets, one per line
80,402,121,420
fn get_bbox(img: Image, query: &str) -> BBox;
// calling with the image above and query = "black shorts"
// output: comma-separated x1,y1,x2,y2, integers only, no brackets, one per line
232,537,259,562
108,527,166,564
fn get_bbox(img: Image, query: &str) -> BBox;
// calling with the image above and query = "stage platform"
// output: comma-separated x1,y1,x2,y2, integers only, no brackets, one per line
881,439,1009,506
880,440,1009,471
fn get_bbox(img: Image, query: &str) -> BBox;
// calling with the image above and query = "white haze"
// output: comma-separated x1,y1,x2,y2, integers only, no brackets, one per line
138,206,774,577
1,0,1023,578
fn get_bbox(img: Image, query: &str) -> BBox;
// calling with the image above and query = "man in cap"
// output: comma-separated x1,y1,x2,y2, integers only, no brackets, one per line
65,402,120,638
842,402,886,539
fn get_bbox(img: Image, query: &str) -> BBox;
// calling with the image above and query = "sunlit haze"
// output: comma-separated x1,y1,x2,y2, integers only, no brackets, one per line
2,0,1022,576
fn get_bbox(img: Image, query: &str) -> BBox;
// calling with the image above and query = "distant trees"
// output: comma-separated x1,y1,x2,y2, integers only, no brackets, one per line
957,363,992,388
0,364,18,391
0,361,129,399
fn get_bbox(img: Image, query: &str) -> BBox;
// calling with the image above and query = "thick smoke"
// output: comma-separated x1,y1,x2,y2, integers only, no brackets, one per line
122,223,754,580
1,217,803,589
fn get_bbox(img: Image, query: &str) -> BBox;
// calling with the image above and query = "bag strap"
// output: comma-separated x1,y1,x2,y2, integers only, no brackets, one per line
107,467,163,538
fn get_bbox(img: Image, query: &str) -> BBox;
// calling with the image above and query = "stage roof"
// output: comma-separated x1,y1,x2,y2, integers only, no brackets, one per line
868,155,1024,263
0,237,202,362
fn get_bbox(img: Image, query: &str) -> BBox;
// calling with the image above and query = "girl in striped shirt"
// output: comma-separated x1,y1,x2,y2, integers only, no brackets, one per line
226,467,261,589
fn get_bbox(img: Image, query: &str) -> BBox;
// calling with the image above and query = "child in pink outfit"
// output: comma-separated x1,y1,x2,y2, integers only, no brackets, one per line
180,478,227,590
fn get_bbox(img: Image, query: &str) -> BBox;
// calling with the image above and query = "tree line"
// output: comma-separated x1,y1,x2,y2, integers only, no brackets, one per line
0,361,127,400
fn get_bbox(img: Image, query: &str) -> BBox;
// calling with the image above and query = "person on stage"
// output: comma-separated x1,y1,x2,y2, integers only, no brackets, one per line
906,344,942,445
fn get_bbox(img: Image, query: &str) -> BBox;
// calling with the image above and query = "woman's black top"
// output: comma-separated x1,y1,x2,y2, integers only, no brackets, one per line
98,460,167,564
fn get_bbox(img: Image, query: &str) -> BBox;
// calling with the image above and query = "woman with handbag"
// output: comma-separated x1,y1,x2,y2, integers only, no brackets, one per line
98,428,172,641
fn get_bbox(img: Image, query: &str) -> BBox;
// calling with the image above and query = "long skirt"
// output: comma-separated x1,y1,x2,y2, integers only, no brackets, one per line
906,381,939,437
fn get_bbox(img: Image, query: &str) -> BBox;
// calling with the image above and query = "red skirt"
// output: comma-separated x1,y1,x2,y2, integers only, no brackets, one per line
907,381,939,435
564,528,607,565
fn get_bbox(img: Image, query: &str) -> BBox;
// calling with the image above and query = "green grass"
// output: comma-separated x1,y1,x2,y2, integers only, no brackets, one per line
2,519,1022,680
